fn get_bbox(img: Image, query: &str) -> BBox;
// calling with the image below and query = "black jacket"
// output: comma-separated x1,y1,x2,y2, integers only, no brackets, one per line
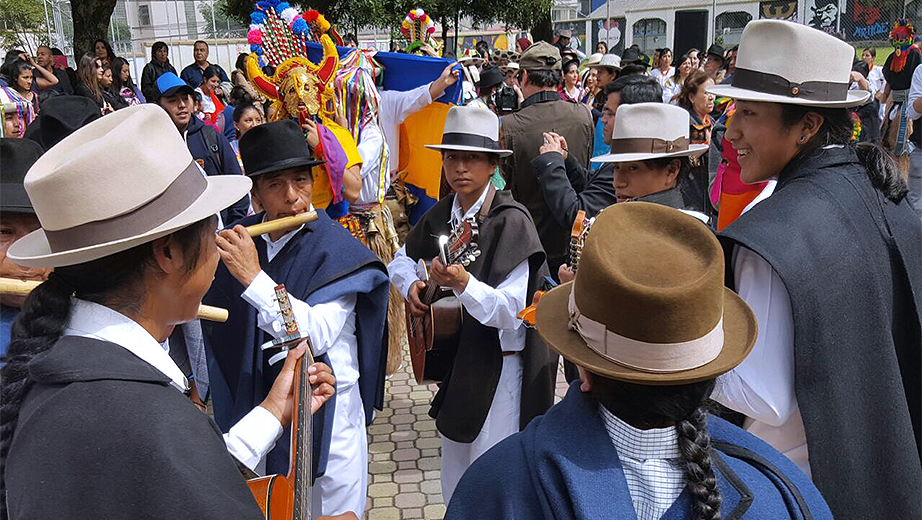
140,59,177,102
183,116,249,224
720,146,922,519
6,336,264,519
531,151,616,230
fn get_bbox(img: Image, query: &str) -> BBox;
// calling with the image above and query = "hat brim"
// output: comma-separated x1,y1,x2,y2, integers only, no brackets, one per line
160,85,196,99
588,63,622,71
535,281,757,385
707,84,871,108
7,174,252,268
591,144,710,164
424,144,513,157
245,156,326,178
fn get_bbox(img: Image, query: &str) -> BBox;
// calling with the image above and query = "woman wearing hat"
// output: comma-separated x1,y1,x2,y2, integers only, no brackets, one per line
444,202,833,520
0,105,338,519
706,20,921,519
468,66,505,113
388,105,555,504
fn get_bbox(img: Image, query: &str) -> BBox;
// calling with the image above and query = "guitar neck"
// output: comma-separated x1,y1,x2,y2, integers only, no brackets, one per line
292,342,314,520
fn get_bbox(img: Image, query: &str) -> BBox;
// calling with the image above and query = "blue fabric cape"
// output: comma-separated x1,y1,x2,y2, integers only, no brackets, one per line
202,211,389,477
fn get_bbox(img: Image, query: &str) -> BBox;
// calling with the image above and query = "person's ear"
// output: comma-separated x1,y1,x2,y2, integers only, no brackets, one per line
665,158,681,182
151,234,182,276
577,366,594,393
799,111,825,145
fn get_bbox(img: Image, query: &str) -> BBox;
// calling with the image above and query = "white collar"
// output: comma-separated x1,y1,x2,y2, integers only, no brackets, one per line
63,298,189,393
599,404,682,460
260,206,314,257
449,185,490,228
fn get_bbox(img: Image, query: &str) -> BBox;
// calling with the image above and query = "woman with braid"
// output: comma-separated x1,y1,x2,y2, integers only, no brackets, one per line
0,106,349,519
445,203,832,520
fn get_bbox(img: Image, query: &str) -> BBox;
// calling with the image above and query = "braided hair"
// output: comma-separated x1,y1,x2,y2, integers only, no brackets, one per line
591,376,722,520
0,216,214,519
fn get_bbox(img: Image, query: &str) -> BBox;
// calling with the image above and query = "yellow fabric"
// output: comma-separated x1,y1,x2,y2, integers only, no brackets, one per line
312,121,363,209
398,102,451,200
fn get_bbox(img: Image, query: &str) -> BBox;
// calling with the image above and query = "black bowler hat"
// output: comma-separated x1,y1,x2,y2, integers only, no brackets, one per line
476,66,505,90
706,44,726,62
24,96,101,151
620,48,642,65
239,119,325,178
0,138,43,213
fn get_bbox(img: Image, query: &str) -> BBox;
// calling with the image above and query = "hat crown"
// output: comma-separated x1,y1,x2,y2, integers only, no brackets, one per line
239,119,318,177
519,41,562,70
24,104,195,231
611,103,691,142
442,105,500,142
735,20,854,85
573,203,725,344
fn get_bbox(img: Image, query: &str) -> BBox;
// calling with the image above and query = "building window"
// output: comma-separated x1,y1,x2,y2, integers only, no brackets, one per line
632,18,666,54
138,5,151,27
715,11,752,46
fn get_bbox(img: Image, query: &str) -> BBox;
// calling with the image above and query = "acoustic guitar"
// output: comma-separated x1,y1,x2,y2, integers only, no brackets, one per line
248,284,315,520
406,219,481,385
519,210,595,328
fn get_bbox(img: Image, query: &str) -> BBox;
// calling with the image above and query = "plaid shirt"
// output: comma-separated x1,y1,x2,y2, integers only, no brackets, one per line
599,405,686,520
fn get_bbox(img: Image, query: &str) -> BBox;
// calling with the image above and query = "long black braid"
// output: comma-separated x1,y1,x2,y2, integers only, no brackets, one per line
592,376,722,520
0,216,213,519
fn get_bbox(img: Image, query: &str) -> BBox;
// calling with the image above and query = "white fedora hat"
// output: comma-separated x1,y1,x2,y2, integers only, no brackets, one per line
425,105,512,157
591,103,709,163
588,53,621,71
708,20,870,108
8,104,252,268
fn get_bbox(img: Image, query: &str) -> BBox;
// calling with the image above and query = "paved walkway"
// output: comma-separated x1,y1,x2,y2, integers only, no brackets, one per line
364,345,569,519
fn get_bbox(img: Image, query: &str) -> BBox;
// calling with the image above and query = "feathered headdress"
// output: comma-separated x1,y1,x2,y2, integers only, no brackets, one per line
401,8,436,54
245,1,341,121
889,18,916,72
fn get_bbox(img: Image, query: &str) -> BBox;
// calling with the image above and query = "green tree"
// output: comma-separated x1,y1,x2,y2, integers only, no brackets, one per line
201,0,247,38
0,0,47,53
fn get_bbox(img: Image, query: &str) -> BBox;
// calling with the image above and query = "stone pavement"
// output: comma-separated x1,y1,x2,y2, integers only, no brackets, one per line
364,345,569,520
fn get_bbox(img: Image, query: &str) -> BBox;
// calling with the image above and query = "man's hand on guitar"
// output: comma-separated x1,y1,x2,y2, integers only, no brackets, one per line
430,256,470,293
309,361,336,415
406,280,430,317
216,225,262,287
260,342,311,426
558,264,575,283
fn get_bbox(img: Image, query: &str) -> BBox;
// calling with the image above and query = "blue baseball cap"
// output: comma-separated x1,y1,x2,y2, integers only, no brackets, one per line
155,72,195,101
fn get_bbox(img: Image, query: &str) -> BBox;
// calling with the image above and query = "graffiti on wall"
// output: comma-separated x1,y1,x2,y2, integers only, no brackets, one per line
593,18,626,55
848,0,891,40
759,0,798,20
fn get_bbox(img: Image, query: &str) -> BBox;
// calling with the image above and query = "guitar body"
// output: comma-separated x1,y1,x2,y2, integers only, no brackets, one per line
248,474,293,520
407,280,463,385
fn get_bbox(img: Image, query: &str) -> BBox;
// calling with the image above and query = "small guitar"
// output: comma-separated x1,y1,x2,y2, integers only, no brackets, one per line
406,220,480,385
519,210,595,328
247,284,315,520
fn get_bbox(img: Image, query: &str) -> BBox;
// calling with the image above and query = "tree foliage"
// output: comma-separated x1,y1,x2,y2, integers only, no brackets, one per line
201,0,247,38
71,0,118,59
0,0,47,53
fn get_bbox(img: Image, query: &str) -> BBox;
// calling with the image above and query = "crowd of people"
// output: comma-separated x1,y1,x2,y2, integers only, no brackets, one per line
0,13,920,520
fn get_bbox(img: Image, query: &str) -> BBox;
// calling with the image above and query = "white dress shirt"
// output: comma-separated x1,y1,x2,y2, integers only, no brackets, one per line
867,65,886,99
355,120,390,206
599,405,685,520
904,64,922,121
387,186,529,352
711,181,810,476
241,223,361,388
62,298,282,471
379,83,432,174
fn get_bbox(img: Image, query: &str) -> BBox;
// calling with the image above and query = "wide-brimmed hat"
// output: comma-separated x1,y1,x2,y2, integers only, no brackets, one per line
500,62,519,75
535,202,757,384
620,48,642,65
708,20,870,107
584,53,603,67
475,66,505,89
425,105,512,157
0,138,43,214
239,119,325,178
7,105,252,268
588,53,621,71
591,103,709,163
458,48,484,67
23,96,102,151
557,29,573,39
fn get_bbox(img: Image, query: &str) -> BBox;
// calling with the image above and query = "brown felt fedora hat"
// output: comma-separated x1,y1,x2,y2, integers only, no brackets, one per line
535,202,757,385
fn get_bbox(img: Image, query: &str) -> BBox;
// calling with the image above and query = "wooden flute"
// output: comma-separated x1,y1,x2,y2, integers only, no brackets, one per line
0,278,231,323
242,211,318,237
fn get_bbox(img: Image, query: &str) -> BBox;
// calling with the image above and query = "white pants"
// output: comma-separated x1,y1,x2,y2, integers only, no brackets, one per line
440,353,523,504
312,382,368,517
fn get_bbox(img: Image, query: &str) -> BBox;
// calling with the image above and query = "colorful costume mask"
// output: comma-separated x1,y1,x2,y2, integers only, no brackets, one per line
246,2,340,122
889,18,916,73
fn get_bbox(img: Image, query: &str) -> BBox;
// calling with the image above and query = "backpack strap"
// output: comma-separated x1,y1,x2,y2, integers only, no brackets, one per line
477,184,497,224
202,125,223,173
